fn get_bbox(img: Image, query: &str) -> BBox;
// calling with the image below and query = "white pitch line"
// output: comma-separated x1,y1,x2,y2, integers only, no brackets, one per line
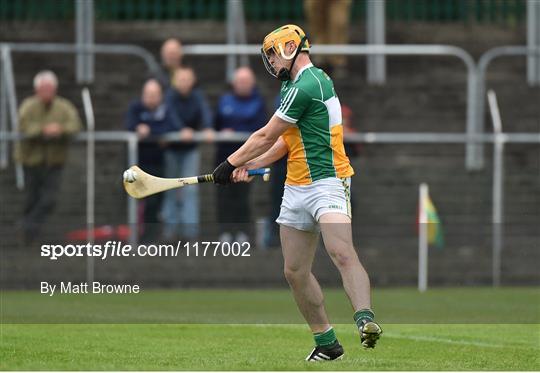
384,332,538,350
235,324,539,350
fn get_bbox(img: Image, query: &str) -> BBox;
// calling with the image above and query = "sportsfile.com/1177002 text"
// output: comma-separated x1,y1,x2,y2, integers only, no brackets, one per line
40,241,252,261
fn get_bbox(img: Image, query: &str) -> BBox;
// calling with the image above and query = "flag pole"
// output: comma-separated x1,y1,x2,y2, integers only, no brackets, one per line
418,183,429,292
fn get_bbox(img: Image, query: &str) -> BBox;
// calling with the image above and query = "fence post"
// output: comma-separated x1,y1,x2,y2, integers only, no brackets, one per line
418,183,429,292
487,90,504,287
226,0,248,82
367,0,386,84
76,0,94,84
82,88,95,284
466,63,481,170
1,46,24,189
0,49,8,170
527,0,540,86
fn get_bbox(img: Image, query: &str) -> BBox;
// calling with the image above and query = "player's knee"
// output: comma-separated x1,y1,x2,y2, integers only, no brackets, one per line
327,246,356,269
283,266,309,285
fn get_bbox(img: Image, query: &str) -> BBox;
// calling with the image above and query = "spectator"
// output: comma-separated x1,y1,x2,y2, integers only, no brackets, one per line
125,79,182,242
161,67,215,241
304,0,352,78
159,38,184,87
215,67,266,243
15,70,82,244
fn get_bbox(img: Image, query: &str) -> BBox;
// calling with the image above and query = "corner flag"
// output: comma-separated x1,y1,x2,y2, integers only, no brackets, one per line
418,183,444,292
424,193,444,249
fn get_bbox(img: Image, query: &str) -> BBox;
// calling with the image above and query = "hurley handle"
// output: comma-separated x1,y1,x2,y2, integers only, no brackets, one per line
197,168,271,183
247,168,271,176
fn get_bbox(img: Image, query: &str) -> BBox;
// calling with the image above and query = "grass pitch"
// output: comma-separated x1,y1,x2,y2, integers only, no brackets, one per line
1,288,539,370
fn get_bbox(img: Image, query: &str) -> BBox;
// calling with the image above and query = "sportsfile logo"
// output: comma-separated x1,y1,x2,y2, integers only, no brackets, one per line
41,241,180,260
40,241,251,260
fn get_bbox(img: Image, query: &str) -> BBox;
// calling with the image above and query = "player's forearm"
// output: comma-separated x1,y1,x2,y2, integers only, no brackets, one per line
245,152,279,169
228,129,277,167
213,115,290,184
245,138,288,169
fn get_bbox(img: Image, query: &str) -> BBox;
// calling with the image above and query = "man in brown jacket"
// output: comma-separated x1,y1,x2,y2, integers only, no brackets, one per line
15,70,82,243
304,0,352,78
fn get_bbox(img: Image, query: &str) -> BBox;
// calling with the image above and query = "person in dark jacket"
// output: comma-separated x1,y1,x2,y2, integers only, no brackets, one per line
161,67,214,241
125,79,182,242
214,67,266,243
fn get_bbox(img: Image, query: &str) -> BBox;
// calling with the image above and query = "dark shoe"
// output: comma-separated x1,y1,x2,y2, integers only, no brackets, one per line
305,341,344,361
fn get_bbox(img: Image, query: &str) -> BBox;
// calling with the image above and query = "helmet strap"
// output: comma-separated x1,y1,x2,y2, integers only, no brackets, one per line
277,36,307,82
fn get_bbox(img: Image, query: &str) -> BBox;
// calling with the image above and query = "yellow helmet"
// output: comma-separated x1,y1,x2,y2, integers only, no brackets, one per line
261,24,310,81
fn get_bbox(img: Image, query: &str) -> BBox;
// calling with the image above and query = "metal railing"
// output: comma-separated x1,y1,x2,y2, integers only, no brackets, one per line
0,45,23,189
76,0,94,83
487,90,504,288
184,43,540,170
3,42,538,173
0,130,139,247
1,43,161,75
183,43,479,170
528,0,540,85
226,0,248,82
1,129,538,286
81,87,96,283
1,42,485,169
475,46,540,169
0,42,162,189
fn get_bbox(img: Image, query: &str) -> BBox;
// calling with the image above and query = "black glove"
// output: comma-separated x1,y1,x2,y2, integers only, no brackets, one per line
212,159,236,185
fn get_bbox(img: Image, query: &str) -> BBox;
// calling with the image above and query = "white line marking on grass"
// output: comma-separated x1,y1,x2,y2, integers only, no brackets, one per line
385,333,538,350
236,324,539,350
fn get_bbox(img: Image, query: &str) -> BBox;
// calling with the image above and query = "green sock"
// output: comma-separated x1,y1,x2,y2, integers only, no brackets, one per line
354,309,375,329
314,327,337,347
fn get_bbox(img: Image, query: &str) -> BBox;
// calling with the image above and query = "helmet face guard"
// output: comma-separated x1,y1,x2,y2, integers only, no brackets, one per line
261,47,279,79
261,36,307,81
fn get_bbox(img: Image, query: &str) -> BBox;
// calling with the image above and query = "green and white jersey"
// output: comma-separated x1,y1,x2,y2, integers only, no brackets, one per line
275,63,354,185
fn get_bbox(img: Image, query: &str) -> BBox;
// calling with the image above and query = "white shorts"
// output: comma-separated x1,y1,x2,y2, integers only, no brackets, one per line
276,177,351,232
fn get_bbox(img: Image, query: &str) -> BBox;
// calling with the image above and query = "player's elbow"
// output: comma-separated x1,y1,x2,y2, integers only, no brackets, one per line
254,129,278,149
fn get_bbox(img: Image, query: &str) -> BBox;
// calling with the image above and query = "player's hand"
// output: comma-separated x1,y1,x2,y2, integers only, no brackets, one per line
231,167,254,183
212,159,236,185
136,123,150,139
179,127,194,142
